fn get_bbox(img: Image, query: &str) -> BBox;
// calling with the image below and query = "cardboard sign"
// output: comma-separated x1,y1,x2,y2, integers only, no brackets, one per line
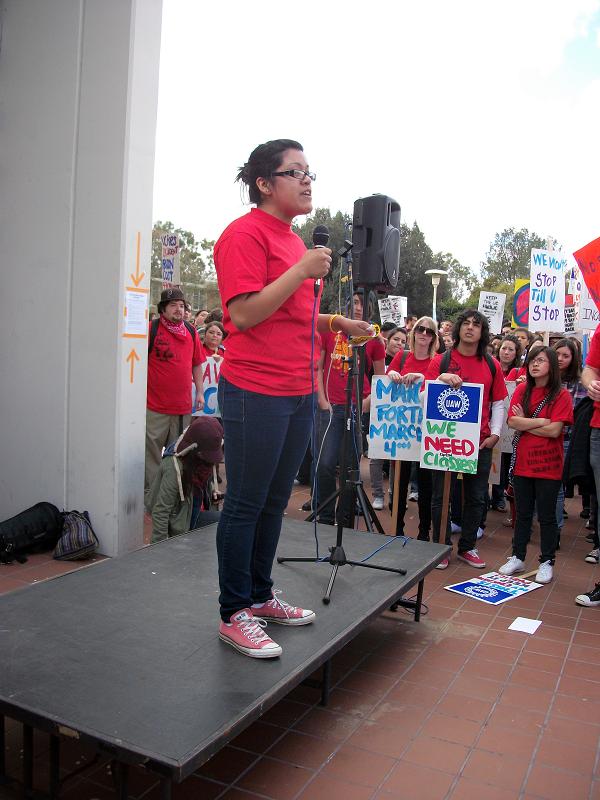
378,296,407,326
573,236,600,313
478,292,506,335
500,381,517,453
192,356,221,416
420,381,483,474
564,304,576,334
368,376,423,460
445,572,542,605
577,282,600,331
529,249,566,331
512,279,530,327
161,232,180,287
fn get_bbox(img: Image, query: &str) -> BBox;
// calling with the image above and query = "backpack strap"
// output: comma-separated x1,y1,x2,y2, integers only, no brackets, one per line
398,350,409,372
148,319,197,354
440,349,497,384
484,352,497,381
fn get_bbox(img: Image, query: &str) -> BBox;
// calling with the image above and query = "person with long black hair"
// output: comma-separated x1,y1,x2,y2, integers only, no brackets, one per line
499,347,573,584
213,139,373,658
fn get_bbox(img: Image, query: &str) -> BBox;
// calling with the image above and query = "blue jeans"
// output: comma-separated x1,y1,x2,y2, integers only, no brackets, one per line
431,446,493,551
216,377,314,622
315,405,361,526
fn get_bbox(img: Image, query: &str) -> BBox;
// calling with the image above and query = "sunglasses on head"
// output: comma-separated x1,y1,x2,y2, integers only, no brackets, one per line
415,325,435,337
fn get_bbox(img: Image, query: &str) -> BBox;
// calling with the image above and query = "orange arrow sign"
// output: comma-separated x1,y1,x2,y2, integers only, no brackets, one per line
126,348,140,383
130,232,145,287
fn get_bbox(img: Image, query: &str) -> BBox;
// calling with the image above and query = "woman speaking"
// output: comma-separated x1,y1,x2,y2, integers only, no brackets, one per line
214,139,372,658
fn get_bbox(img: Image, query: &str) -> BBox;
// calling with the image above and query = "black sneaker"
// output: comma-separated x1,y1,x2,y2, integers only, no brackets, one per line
585,532,595,543
576,583,600,607
301,500,313,512
581,507,591,519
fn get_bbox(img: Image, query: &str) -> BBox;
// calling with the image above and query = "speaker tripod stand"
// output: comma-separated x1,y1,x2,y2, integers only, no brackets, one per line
278,336,407,604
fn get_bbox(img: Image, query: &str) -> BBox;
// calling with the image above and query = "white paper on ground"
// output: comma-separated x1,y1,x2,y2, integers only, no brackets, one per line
508,617,542,634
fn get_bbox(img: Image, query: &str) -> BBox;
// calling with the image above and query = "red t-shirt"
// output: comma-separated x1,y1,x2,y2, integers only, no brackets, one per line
506,366,526,382
214,208,318,396
387,350,432,376
147,322,205,415
424,350,507,443
508,383,573,479
586,324,600,427
321,331,385,404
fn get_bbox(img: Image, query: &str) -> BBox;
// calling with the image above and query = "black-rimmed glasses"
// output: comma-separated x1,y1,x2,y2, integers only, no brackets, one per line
271,169,316,182
415,325,435,337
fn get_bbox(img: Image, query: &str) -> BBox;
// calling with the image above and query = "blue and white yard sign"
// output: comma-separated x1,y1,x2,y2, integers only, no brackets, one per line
420,382,483,474
368,376,423,460
445,572,542,605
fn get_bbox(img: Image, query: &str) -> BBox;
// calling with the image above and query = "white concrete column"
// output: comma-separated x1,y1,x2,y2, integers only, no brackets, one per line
0,0,163,555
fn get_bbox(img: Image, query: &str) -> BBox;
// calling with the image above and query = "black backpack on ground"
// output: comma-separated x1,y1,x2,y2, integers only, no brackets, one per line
0,502,65,564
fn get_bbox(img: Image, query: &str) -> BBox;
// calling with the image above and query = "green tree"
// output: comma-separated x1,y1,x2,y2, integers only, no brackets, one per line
293,208,353,313
481,227,556,286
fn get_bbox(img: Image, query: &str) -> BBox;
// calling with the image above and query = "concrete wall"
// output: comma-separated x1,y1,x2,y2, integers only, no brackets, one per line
0,0,162,555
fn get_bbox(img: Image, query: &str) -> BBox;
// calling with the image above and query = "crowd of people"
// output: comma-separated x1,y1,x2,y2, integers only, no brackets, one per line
143,137,600,660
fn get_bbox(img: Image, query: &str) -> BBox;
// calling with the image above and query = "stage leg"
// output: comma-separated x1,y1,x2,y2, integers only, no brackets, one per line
49,734,60,799
320,660,332,707
114,761,129,800
414,579,424,622
0,715,5,782
23,723,33,797
160,776,172,799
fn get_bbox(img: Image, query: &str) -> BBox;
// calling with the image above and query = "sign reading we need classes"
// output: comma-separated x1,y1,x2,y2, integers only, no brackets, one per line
420,382,483,474
368,376,423,460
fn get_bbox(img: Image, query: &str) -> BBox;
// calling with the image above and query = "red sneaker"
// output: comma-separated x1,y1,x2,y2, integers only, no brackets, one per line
253,591,316,625
435,557,450,570
457,549,486,569
219,609,282,658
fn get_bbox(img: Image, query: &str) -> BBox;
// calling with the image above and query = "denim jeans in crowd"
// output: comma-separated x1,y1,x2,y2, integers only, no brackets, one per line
393,461,432,540
216,376,314,622
315,404,361,526
513,475,561,563
431,446,493,552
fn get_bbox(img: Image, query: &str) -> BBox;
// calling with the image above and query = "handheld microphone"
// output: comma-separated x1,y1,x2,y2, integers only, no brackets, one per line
313,225,330,296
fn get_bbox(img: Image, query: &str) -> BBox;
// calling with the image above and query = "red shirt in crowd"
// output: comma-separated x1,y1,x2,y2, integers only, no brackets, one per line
508,383,573,480
506,366,526,382
424,350,507,444
320,330,385,404
214,208,318,396
387,350,432,376
146,322,204,415
587,324,600,428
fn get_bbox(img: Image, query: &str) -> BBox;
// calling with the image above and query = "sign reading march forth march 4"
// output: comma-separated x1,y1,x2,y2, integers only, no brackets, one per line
368,376,423,461
420,382,483,474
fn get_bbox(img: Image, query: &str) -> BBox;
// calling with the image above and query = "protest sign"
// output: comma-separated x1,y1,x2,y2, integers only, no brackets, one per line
445,572,542,606
573,236,600,313
512,279,530,327
500,381,516,453
192,356,221,416
371,376,424,530
564,303,575,334
478,291,506,334
529,249,566,331
378,296,407,326
368,376,422,460
420,382,483,474
578,283,600,331
161,232,180,287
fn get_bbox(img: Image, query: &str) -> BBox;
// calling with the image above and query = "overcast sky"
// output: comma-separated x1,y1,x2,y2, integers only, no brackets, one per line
152,0,600,274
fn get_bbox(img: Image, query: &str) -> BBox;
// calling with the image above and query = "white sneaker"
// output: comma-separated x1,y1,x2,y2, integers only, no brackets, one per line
498,556,525,576
408,491,418,502
585,548,600,564
535,561,553,584
476,527,484,540
450,522,462,535
372,497,384,510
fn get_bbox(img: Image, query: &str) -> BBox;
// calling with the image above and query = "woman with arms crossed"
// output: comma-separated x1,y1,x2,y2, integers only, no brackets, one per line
214,139,373,658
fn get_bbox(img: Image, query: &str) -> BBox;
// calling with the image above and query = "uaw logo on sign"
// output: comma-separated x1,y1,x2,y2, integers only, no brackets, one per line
420,381,483,474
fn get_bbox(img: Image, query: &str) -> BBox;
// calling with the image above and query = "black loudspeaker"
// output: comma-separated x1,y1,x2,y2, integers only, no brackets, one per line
352,194,401,290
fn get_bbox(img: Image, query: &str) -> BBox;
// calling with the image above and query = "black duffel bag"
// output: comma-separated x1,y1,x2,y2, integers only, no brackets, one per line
0,502,65,564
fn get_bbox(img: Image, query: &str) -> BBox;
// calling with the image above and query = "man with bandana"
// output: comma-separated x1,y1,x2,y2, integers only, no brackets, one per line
145,287,205,508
